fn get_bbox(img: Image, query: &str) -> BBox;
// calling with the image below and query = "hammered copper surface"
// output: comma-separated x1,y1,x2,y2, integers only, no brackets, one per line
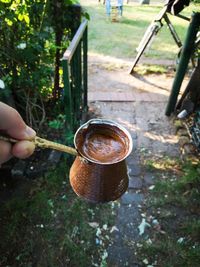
69,156,129,203
69,119,132,203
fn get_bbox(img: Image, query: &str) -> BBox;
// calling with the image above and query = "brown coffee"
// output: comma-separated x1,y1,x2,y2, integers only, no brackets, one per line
76,124,129,164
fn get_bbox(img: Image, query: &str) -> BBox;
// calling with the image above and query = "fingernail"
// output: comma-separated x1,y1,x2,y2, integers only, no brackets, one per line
24,142,35,157
25,126,36,139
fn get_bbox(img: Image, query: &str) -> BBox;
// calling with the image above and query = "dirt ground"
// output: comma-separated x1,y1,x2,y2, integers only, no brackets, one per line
87,52,190,156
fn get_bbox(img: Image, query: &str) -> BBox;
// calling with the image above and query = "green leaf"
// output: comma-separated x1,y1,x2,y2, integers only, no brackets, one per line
5,18,13,26
23,14,30,24
84,12,90,20
18,13,24,21
0,0,12,3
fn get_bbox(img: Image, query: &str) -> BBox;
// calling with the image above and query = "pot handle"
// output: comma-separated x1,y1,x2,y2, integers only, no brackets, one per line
0,135,78,156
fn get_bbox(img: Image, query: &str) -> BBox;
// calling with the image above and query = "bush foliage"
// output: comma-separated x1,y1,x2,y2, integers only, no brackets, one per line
0,0,82,129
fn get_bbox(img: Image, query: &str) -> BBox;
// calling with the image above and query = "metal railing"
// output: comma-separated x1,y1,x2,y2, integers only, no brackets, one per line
62,19,88,143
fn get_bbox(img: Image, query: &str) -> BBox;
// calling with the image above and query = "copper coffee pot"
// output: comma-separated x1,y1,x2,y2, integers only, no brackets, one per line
69,119,133,203
0,119,133,203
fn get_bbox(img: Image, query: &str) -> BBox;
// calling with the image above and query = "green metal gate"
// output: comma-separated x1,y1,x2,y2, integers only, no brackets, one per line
62,19,88,143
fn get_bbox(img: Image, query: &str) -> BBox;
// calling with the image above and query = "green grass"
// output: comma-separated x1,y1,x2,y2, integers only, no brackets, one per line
140,236,200,267
81,1,200,60
138,157,200,266
0,159,116,267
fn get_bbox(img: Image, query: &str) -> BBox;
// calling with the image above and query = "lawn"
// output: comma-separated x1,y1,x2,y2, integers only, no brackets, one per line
80,0,199,60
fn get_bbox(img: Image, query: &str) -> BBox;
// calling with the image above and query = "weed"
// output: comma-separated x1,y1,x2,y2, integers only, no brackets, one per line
48,114,65,130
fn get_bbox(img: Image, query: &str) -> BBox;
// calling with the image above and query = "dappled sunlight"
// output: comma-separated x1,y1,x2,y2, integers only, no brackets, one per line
144,131,178,144
146,161,172,171
117,118,140,132
88,65,176,100
91,113,179,153
144,156,182,172
119,118,178,147
88,50,190,101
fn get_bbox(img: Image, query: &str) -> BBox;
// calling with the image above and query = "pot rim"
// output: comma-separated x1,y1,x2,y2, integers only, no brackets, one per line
74,118,133,165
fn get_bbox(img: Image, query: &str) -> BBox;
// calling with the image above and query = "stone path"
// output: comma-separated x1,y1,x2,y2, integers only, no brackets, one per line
87,54,181,266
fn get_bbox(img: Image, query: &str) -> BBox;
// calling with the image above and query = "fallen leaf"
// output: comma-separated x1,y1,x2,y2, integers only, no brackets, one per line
110,226,119,233
88,222,99,228
138,218,151,235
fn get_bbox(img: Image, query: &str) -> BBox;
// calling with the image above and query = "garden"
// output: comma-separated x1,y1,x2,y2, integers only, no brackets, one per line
0,0,200,266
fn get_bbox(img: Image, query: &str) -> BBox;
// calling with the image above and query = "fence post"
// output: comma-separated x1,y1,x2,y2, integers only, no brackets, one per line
62,20,88,144
165,12,200,116
62,59,74,142
83,24,88,113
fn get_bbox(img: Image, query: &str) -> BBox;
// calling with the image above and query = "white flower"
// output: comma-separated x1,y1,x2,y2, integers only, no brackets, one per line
0,79,5,89
17,43,26,49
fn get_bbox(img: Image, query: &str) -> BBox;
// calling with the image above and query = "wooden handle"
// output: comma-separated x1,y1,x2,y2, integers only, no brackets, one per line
0,135,78,156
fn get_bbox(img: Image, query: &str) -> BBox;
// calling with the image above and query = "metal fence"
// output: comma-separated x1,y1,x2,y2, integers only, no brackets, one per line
62,19,88,143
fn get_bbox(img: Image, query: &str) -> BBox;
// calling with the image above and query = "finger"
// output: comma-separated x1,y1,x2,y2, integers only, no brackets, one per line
12,140,35,159
8,126,36,141
0,140,12,165
0,102,36,140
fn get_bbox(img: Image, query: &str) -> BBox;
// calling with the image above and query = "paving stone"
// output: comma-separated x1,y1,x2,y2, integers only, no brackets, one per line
127,154,140,165
128,164,141,176
131,140,138,151
108,244,140,267
108,205,141,266
130,131,138,140
121,192,144,205
128,177,143,189
143,173,155,185
117,205,141,233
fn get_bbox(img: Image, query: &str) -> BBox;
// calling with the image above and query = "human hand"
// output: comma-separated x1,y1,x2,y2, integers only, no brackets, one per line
0,102,36,165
